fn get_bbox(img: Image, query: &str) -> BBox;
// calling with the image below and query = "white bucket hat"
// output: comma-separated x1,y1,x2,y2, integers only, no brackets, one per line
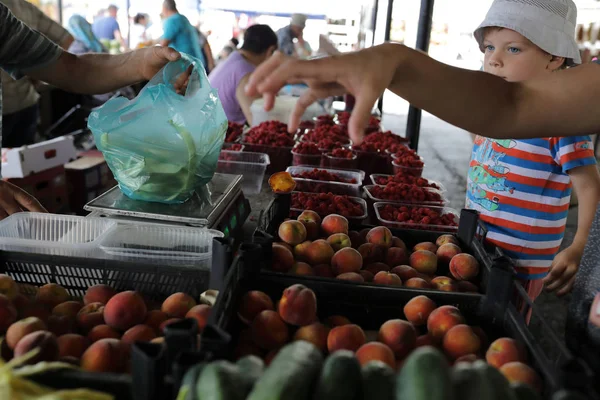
474,0,581,65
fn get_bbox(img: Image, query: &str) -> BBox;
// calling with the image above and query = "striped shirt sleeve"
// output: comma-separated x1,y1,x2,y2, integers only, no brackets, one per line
549,136,597,173
0,3,63,80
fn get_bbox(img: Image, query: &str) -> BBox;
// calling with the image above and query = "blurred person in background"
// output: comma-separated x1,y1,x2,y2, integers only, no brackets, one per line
209,25,277,125
68,15,105,54
196,27,215,74
277,13,307,57
130,13,150,49
1,0,73,147
92,5,126,50
217,37,239,64
160,0,205,65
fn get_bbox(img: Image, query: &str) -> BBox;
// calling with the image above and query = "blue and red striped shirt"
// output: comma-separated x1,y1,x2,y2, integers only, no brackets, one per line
466,136,597,280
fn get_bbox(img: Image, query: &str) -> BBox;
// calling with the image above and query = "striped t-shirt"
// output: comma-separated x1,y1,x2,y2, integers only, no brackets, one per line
466,136,597,280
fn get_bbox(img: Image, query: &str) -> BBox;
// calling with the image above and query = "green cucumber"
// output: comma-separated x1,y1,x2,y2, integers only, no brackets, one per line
396,346,453,400
451,361,486,399
176,363,205,400
195,360,246,400
313,350,362,400
247,341,323,400
361,361,395,400
236,355,265,395
511,382,541,400
471,360,517,400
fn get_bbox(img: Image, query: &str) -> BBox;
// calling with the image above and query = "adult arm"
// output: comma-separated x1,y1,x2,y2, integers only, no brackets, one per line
22,0,74,50
236,74,256,125
246,43,600,144
160,17,178,47
203,41,215,72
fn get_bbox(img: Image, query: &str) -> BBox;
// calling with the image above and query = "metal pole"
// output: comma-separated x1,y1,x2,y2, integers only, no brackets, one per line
57,0,63,24
126,0,131,49
377,0,394,114
405,0,435,151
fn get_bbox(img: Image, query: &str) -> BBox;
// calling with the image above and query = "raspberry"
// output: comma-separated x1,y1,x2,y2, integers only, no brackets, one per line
367,183,443,204
291,192,364,218
292,142,322,155
329,148,355,159
377,204,458,231
225,122,244,143
291,168,357,183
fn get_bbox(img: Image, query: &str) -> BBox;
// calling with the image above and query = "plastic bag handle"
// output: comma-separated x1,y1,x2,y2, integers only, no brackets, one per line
161,53,203,97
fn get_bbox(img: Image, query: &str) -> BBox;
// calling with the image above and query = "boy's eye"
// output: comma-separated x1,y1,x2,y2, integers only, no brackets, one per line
484,45,495,52
508,47,521,54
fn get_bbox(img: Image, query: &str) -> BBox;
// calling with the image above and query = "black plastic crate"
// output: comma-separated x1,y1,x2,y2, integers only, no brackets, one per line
202,248,595,399
254,194,500,296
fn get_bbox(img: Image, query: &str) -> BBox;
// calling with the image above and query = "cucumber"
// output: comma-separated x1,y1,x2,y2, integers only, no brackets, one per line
176,363,205,400
247,341,323,400
361,361,395,400
236,355,265,395
195,360,246,400
511,382,541,400
451,362,486,399
471,360,518,400
313,350,362,400
396,346,453,400
552,390,589,400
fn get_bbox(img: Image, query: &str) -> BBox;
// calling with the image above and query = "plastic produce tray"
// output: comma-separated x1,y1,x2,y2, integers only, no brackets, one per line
370,173,446,194
216,151,270,195
363,184,446,206
286,165,363,197
289,191,369,224
239,142,292,173
374,201,460,232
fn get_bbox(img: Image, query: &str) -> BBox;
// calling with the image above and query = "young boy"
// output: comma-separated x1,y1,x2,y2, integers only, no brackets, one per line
467,0,600,304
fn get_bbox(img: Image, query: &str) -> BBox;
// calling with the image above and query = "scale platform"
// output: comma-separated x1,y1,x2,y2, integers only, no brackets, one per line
84,173,248,233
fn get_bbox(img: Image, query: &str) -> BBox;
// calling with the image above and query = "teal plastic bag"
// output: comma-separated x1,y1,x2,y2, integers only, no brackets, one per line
88,53,227,204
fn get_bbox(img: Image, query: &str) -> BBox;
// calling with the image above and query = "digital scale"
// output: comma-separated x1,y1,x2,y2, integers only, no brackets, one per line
84,173,250,238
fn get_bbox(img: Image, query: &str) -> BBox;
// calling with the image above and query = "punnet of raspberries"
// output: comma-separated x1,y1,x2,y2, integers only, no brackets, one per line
291,168,357,183
315,114,335,126
244,130,295,147
329,148,356,159
367,183,444,203
292,192,365,217
299,120,316,130
316,138,351,151
225,143,244,151
292,142,322,155
302,125,348,143
362,131,408,150
247,120,292,137
353,142,382,153
378,204,458,228
373,174,441,189
393,155,424,168
226,122,244,143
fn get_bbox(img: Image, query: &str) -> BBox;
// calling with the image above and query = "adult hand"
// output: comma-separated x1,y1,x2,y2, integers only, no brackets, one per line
543,245,583,296
133,45,191,94
0,181,46,220
246,44,400,144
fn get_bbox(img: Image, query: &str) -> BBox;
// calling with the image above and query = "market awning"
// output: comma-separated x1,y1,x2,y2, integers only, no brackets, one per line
198,0,357,19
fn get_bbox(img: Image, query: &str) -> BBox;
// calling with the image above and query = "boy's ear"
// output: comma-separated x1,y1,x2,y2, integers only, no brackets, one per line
548,55,566,71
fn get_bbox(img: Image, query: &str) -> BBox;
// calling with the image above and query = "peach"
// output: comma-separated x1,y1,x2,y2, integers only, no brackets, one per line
162,292,196,318
289,262,314,276
76,302,105,333
457,281,480,293
277,242,293,253
272,243,295,272
366,227,393,248
356,342,396,368
449,254,480,281
52,301,84,318
321,214,349,236
404,278,431,289
298,210,321,225
105,291,147,331
331,247,363,275
438,284,458,292
416,334,437,348
472,326,489,350
443,324,481,360
325,315,351,327
144,310,169,334
122,325,156,344
413,242,438,253
391,265,418,281
251,310,289,350
12,294,29,312
364,262,390,275
294,322,330,352
0,294,18,333
427,305,466,341
486,338,527,368
14,331,59,364
20,303,50,322
47,315,75,337
431,276,455,290
36,283,70,308
293,241,312,262
436,244,462,266
409,250,438,275
391,237,408,252
348,231,364,249
416,273,433,283
278,284,317,326
150,337,165,345
238,291,274,325
88,324,121,342
358,228,370,243
436,234,459,247
264,349,279,366
313,264,335,278
336,272,364,283
6,317,47,349
300,220,319,241
306,240,335,266
373,272,402,286
159,318,181,333
454,354,479,364
57,334,89,359
0,274,18,300
404,295,437,326
359,270,374,282
327,324,366,353
186,304,212,330
385,247,408,267
84,285,117,305
358,243,385,264
80,338,129,373
378,319,417,359
327,233,352,252
278,220,307,246
499,362,542,393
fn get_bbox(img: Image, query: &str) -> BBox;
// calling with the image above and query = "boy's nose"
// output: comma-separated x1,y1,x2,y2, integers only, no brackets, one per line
488,57,502,68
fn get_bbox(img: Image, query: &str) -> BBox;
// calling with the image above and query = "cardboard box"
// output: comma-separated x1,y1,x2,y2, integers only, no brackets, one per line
65,156,117,215
5,165,70,214
1,136,77,178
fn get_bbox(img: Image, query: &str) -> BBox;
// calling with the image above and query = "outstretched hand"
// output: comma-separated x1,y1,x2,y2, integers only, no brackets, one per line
0,181,46,220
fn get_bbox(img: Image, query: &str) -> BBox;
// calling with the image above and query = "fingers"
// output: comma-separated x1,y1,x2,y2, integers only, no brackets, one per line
348,91,378,145
12,185,46,213
542,261,566,285
159,45,181,61
289,90,319,132
246,52,289,97
545,263,577,292
556,275,576,296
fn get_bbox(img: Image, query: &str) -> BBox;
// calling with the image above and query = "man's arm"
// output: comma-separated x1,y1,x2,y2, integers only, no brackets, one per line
236,74,256,125
204,41,215,72
160,18,177,48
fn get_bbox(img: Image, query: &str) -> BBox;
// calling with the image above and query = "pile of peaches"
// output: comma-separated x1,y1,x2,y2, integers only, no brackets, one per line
272,211,481,292
0,276,211,374
235,284,541,392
